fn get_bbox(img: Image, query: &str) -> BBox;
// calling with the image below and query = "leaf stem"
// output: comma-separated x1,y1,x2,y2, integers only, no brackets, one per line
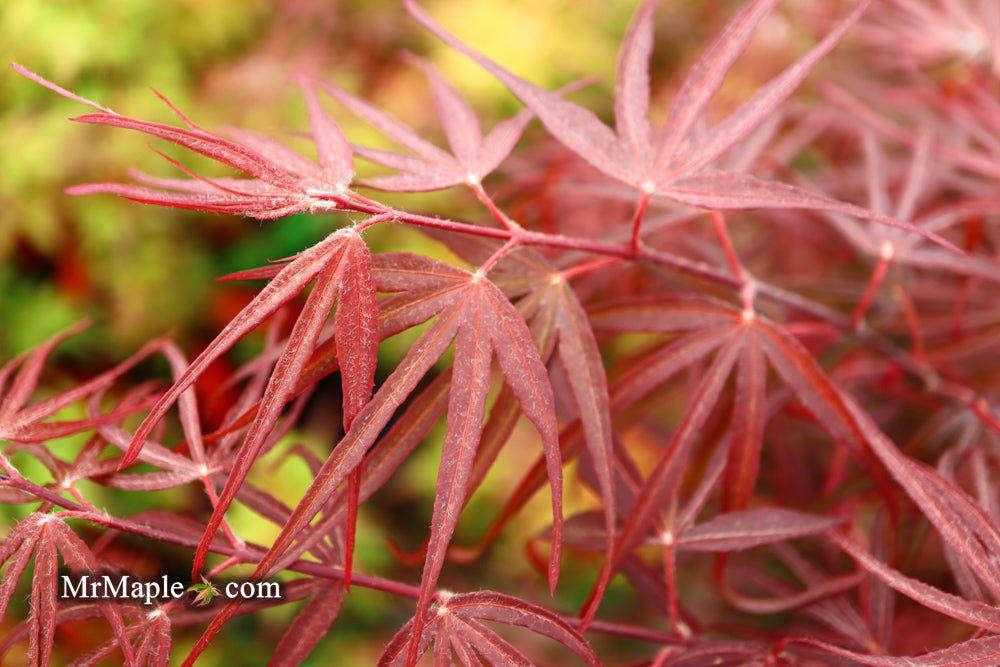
710,210,743,280
477,237,520,275
852,249,892,329
561,256,624,280
629,192,652,252
471,180,521,232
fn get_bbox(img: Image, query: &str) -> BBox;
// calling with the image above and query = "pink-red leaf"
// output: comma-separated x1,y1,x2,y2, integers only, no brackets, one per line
64,181,310,219
335,232,378,429
583,332,741,622
190,251,345,578
668,0,871,174
373,252,472,293
384,590,600,667
755,317,898,512
830,530,1000,633
222,127,319,179
254,293,467,578
406,287,493,664
656,0,779,165
842,395,1000,601
0,324,163,444
134,612,172,667
724,324,767,511
321,80,452,165
124,229,352,468
269,582,345,667
455,617,531,666
72,114,303,192
448,591,600,667
0,320,89,420
660,170,960,252
547,281,616,625
334,233,379,589
11,63,115,114
27,533,57,667
405,0,635,186
615,0,656,168
403,52,482,164
677,508,842,552
0,516,134,666
481,282,563,593
795,635,1000,667
298,76,354,189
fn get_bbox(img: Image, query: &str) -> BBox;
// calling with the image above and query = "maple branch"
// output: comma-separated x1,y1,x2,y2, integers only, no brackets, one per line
710,210,744,280
0,465,79,509
852,245,893,328
338,196,743,287
519,230,742,287
629,192,652,252
894,284,926,361
352,210,397,232
334,194,1000,441
342,199,512,240
343,189,386,210
478,237,520,274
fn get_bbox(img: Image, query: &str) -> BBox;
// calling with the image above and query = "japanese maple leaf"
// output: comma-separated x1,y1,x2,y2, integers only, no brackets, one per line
12,65,354,219
824,399,1000,637
0,513,134,665
764,525,894,653
187,577,221,607
405,0,961,253
795,634,1000,667
179,259,565,667
156,445,350,666
378,591,600,667
675,315,1000,645
462,292,901,624
322,52,533,192
31,606,174,667
818,129,1000,327
0,319,162,445
109,226,381,596
826,78,1000,191
931,412,1000,604
560,441,848,632
415,231,620,616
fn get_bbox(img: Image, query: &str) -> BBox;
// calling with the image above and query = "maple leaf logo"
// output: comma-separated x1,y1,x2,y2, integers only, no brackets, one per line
187,576,221,606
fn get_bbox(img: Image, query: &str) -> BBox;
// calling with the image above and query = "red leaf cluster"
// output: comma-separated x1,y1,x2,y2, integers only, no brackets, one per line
6,0,1000,664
